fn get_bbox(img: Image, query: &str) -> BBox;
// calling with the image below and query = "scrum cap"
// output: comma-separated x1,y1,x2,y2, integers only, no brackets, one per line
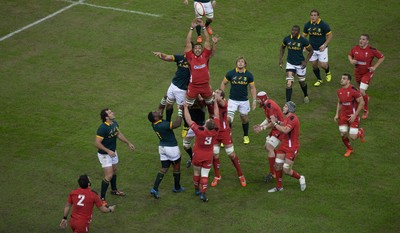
256,91,268,103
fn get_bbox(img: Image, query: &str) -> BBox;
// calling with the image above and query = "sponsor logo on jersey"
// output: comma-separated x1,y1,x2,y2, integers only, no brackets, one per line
194,64,206,69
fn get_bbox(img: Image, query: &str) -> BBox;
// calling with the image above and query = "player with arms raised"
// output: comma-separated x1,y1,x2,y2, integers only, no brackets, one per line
184,100,219,202
211,89,246,187
185,19,219,115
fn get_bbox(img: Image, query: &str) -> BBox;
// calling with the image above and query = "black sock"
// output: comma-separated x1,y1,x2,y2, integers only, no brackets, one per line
153,172,164,191
300,83,308,97
184,147,193,159
196,25,201,37
166,108,173,122
205,20,211,27
173,172,181,190
242,123,249,137
229,122,232,129
110,174,117,191
286,88,292,102
101,178,110,199
313,68,322,80
324,66,330,74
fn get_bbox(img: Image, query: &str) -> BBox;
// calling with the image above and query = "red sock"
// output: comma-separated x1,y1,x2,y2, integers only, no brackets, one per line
231,155,243,177
275,169,283,189
200,177,208,193
363,94,369,111
291,170,301,179
213,158,221,177
268,157,275,174
341,136,352,150
193,175,200,190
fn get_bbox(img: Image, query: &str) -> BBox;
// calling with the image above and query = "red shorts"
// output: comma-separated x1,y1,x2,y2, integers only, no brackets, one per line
215,130,232,145
338,114,360,128
355,71,373,85
192,151,213,169
276,147,299,161
187,83,213,99
70,218,90,233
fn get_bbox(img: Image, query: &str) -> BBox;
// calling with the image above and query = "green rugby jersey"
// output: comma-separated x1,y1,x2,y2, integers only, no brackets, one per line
171,54,190,90
96,121,119,154
303,19,331,50
282,34,311,66
224,68,254,101
152,120,178,147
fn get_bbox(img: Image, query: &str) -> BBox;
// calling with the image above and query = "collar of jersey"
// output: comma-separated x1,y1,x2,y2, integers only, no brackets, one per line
154,120,162,124
310,18,321,24
235,67,246,73
290,34,301,39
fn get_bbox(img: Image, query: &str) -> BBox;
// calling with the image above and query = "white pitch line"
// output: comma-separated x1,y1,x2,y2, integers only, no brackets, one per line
62,0,161,17
0,0,161,42
0,1,80,42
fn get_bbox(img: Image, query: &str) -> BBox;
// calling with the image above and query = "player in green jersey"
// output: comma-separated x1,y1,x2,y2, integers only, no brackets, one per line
220,56,257,144
95,109,136,206
303,9,333,87
148,105,185,199
279,25,313,103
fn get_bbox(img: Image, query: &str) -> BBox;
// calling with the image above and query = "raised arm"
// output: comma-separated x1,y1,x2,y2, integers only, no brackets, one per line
171,106,183,129
183,103,194,126
152,51,174,62
185,19,199,53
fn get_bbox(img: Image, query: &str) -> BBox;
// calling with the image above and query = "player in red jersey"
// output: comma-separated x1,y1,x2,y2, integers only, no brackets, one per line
210,89,246,187
60,175,115,233
348,34,384,119
253,91,285,183
268,101,306,193
183,100,219,202
184,19,219,115
334,73,365,157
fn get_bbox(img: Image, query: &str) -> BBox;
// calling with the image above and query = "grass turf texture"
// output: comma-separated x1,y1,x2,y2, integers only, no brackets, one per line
0,0,399,232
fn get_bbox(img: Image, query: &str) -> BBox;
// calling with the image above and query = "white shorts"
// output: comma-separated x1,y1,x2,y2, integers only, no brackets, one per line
186,128,195,138
266,135,280,148
98,151,119,168
309,47,329,62
166,83,187,105
159,146,181,161
228,99,250,117
286,62,307,77
339,125,359,135
194,1,214,18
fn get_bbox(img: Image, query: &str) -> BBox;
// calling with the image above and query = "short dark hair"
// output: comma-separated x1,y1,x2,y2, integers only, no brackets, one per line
310,9,320,16
361,34,370,40
292,25,300,31
100,108,110,122
342,73,352,80
194,42,203,48
78,175,90,189
148,112,155,123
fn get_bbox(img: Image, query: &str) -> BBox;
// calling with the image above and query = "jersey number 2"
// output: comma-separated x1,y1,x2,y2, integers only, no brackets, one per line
77,194,85,206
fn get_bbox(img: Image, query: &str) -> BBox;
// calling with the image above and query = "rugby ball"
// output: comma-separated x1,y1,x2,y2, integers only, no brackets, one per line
194,2,205,16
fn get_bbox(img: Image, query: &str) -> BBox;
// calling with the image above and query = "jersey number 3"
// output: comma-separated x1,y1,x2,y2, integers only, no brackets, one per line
204,137,212,145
